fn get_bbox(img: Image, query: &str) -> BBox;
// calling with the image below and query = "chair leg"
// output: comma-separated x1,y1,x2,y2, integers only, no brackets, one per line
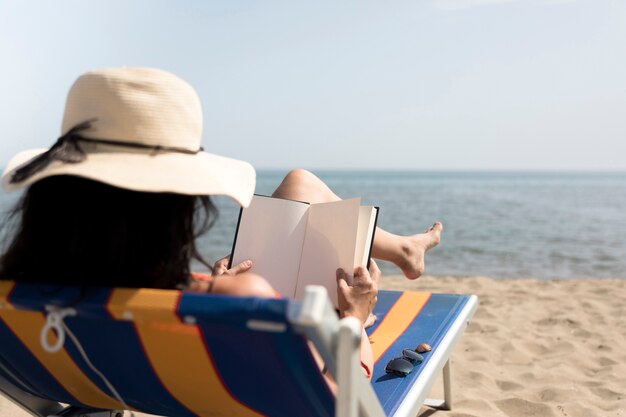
422,358,453,410
442,359,453,410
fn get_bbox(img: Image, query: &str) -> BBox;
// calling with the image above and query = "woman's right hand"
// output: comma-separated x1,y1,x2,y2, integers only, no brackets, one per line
336,260,380,326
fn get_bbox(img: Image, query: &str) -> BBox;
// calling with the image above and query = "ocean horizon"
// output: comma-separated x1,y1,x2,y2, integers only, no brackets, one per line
1,169,624,279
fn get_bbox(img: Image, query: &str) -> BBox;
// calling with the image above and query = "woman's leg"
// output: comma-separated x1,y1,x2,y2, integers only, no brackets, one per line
272,169,443,279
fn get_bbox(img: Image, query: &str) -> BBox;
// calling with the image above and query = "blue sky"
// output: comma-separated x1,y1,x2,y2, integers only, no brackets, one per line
1,0,624,170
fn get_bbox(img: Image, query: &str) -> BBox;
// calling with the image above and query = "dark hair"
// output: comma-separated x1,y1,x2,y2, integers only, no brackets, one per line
0,176,217,289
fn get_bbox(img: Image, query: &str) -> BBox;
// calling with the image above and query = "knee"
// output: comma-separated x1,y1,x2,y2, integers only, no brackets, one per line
283,169,317,186
274,169,330,202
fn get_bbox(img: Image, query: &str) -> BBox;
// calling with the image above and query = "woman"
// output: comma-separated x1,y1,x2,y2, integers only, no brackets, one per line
0,67,440,379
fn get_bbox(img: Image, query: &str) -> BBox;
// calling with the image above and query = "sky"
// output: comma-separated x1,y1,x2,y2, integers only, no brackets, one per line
1,0,625,170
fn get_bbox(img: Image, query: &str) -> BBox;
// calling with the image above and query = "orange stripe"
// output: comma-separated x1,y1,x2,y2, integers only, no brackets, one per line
107,289,263,417
0,281,15,310
369,292,431,363
107,288,182,322
0,309,125,409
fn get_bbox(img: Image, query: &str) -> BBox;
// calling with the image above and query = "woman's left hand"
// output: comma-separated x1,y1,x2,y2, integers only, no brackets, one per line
212,256,253,276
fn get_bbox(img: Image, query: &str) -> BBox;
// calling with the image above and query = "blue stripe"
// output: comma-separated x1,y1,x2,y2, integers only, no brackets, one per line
0,318,83,406
180,293,335,417
7,283,112,319
62,317,198,417
367,290,404,334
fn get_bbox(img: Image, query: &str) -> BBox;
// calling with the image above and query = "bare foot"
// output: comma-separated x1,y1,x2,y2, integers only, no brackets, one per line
398,222,443,280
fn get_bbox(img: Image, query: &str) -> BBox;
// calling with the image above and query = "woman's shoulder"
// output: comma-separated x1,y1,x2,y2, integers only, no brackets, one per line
189,272,279,299
214,272,279,298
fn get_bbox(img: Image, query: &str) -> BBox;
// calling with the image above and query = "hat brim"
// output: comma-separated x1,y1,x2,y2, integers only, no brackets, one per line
2,148,256,207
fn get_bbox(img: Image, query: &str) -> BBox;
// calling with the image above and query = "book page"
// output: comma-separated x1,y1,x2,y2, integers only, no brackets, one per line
354,206,378,268
294,198,361,304
231,195,310,298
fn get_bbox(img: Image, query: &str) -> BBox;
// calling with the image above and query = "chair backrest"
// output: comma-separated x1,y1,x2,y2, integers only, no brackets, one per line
0,281,335,417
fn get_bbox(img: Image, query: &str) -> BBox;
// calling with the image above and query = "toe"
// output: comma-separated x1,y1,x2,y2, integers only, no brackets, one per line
425,221,443,233
427,222,442,246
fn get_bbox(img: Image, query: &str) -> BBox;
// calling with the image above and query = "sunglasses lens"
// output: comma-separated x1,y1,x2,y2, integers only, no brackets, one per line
402,349,424,364
385,357,414,376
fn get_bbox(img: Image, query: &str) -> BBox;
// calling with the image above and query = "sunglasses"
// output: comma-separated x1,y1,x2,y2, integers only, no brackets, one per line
384,349,424,377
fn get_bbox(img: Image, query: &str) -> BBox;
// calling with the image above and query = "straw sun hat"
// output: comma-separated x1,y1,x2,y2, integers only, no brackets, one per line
1,67,256,207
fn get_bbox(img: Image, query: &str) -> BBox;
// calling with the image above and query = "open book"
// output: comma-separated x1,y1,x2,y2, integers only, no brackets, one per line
229,195,378,304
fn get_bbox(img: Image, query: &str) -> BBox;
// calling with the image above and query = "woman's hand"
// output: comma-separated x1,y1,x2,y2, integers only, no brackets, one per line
208,256,276,297
212,256,253,276
336,260,380,326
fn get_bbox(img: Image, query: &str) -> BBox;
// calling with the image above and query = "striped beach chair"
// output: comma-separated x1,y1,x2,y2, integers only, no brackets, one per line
0,281,476,417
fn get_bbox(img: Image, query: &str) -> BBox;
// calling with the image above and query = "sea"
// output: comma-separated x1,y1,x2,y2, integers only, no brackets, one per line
1,170,625,279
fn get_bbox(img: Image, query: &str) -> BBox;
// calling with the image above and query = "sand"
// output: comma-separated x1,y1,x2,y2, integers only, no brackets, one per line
379,275,626,417
1,276,625,417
